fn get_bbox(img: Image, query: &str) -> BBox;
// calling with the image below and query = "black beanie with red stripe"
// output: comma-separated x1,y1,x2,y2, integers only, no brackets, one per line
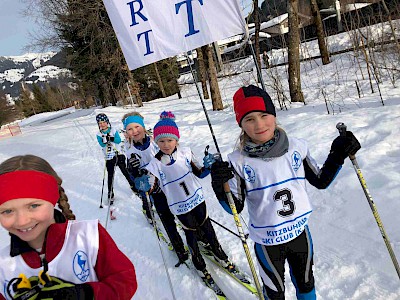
233,85,276,126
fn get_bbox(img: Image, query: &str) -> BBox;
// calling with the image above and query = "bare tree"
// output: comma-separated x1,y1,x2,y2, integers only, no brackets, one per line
253,0,262,72
310,0,330,64
381,0,400,53
287,0,305,103
202,45,223,110
153,63,166,98
196,47,210,99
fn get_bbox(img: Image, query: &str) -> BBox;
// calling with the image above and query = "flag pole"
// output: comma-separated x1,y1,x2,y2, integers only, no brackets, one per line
185,50,221,153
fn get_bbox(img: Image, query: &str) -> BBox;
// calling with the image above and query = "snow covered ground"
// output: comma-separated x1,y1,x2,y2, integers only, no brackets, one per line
1,46,400,299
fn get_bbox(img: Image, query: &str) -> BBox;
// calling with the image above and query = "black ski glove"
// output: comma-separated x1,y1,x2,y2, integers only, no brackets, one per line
211,160,234,187
330,131,361,164
106,134,114,142
128,154,141,177
37,276,93,300
8,275,93,300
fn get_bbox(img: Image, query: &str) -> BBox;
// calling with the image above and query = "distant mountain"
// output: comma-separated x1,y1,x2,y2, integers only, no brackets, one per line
0,51,74,99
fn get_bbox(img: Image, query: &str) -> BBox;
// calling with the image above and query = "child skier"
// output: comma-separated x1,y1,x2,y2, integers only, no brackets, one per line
208,85,361,300
122,112,189,264
134,111,237,290
95,113,135,202
0,155,137,300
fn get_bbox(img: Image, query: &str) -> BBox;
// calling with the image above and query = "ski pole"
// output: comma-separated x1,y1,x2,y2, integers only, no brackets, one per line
105,154,118,229
248,39,266,91
336,122,400,280
99,161,107,208
210,218,249,240
144,192,177,300
223,182,264,299
185,51,221,153
100,141,110,209
204,147,264,299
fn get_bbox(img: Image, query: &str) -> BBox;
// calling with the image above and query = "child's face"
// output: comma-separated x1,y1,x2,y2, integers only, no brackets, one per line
157,138,178,155
98,121,109,131
241,111,276,145
0,198,55,249
126,123,145,142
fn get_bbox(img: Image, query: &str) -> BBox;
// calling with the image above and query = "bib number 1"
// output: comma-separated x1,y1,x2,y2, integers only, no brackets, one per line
179,181,190,196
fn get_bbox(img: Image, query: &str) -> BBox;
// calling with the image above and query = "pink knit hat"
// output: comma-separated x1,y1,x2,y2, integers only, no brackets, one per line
153,111,180,143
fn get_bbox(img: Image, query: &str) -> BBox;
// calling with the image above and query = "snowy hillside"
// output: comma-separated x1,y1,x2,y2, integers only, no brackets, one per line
0,51,72,98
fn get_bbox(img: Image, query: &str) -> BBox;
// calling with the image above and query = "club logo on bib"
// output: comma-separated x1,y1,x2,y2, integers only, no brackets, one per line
243,165,256,183
73,250,90,282
291,151,302,171
160,170,166,181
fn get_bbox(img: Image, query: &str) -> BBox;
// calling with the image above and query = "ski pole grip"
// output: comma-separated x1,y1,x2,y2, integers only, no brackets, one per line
336,122,347,137
336,122,356,160
204,145,209,156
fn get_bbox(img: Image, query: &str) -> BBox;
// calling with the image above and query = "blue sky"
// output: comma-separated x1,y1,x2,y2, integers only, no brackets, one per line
0,0,40,56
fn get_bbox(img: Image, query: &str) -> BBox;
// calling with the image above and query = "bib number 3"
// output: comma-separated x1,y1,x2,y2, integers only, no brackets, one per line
274,188,295,217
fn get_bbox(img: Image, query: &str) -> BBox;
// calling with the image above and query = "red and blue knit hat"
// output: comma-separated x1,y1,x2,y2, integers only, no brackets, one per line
233,85,276,126
153,111,180,143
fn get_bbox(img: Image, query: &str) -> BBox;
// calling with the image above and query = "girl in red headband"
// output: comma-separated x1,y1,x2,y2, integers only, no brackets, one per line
0,155,137,300
209,85,361,300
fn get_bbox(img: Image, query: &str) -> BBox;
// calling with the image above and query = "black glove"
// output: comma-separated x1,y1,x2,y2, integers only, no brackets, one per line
211,160,234,186
37,276,93,300
106,134,114,142
7,275,40,300
330,131,361,163
128,154,141,177
7,274,93,300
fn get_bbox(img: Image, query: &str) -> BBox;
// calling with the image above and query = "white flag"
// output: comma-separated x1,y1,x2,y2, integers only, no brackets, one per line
103,0,247,70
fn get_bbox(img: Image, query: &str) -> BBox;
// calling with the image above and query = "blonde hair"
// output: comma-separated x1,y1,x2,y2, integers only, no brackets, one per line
122,111,152,144
0,155,76,220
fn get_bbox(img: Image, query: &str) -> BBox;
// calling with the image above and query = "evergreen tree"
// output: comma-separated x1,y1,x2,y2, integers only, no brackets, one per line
28,0,183,106
0,92,15,126
18,84,40,117
32,84,50,112
44,84,63,111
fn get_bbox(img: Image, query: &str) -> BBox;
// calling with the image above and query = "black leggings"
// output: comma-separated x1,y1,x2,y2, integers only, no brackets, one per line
151,191,186,259
254,227,315,300
177,202,228,271
106,154,134,194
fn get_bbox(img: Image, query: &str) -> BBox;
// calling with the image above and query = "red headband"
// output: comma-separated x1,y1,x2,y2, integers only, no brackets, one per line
0,170,59,206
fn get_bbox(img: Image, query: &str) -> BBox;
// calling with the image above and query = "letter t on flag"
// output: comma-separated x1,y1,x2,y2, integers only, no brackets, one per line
102,0,247,70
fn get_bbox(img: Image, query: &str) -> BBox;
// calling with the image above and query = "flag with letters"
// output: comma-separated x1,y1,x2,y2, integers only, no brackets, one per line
103,0,246,70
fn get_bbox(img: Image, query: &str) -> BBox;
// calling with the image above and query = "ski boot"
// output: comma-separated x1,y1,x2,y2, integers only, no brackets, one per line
175,250,190,267
110,207,116,220
198,269,225,297
196,268,216,286
215,256,237,273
